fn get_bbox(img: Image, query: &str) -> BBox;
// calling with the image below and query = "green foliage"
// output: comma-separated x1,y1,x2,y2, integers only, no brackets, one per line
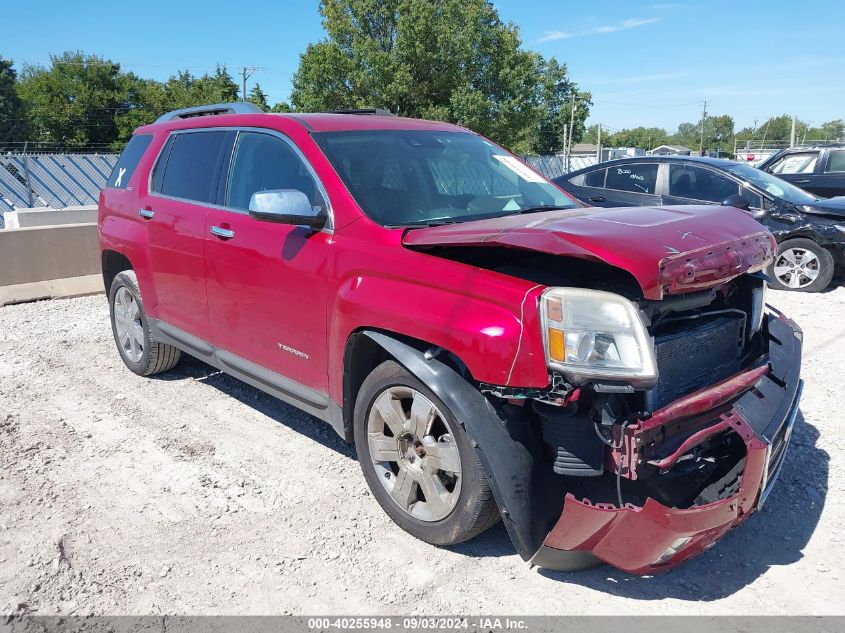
0,56,28,148
247,83,270,111
290,0,590,153
16,52,125,149
532,58,591,155
14,53,242,150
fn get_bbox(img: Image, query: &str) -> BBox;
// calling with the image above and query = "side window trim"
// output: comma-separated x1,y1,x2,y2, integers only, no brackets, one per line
218,127,334,231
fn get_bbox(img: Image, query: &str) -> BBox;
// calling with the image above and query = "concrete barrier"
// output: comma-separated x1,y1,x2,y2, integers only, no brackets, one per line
15,205,98,228
0,222,102,306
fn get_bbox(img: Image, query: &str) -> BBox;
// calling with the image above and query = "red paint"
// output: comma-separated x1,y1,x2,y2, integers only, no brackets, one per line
401,206,775,300
543,410,770,574
98,112,797,574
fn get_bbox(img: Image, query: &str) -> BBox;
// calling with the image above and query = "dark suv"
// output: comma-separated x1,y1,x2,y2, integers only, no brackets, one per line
99,103,803,574
758,144,845,198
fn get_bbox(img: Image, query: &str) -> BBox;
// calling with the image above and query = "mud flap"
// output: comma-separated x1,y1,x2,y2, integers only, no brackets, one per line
362,331,566,561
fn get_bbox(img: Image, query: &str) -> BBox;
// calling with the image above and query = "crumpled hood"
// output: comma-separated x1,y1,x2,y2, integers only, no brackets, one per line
402,205,775,299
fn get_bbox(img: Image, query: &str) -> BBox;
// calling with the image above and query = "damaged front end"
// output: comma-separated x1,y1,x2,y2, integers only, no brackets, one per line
491,291,803,574
398,206,803,573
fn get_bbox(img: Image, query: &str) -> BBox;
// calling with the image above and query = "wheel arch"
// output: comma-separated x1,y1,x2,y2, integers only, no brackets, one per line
341,328,470,444
347,329,562,563
101,249,133,294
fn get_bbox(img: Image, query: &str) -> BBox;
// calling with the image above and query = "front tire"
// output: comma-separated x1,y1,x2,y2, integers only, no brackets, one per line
108,270,181,376
767,238,834,292
354,360,499,546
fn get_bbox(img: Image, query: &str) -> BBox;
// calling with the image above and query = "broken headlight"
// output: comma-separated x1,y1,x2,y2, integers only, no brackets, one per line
540,287,657,386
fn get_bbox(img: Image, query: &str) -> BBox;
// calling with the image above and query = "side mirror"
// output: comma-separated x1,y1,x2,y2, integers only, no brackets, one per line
721,194,751,211
248,189,327,229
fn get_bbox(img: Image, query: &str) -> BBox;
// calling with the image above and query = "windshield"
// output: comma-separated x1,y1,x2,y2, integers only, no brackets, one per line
725,162,817,204
314,130,576,226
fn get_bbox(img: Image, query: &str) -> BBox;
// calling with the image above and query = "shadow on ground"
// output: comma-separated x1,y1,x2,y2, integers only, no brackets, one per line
156,355,828,601
153,354,354,459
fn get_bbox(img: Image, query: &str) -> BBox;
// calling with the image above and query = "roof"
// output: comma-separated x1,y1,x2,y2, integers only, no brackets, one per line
565,154,747,177
571,143,598,153
138,111,466,135
651,145,691,152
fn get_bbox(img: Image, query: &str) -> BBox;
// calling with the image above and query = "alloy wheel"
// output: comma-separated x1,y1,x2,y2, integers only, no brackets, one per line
366,386,462,522
113,286,144,363
773,247,820,289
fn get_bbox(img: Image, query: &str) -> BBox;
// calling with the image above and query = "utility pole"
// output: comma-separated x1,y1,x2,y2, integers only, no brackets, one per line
568,93,577,163
562,126,568,172
596,123,602,161
699,100,708,156
790,115,797,147
241,66,258,102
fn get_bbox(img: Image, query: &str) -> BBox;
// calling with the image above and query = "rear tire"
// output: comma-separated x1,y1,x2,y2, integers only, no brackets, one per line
354,360,499,546
109,270,181,376
767,238,834,292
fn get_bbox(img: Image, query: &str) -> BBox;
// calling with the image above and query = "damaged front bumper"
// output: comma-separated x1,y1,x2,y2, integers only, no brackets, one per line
531,310,803,574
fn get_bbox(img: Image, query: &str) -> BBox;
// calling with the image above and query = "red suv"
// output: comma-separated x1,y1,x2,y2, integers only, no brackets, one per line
99,103,803,574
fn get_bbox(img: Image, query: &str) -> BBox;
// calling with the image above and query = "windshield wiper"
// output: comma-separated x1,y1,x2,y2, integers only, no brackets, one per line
515,205,573,214
386,219,462,228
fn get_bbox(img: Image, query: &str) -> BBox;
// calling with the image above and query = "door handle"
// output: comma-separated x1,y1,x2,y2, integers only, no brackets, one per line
210,226,235,240
138,208,154,219
794,179,811,184
588,196,606,203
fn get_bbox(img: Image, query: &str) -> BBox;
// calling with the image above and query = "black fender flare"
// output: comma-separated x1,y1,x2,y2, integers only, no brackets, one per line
362,330,566,561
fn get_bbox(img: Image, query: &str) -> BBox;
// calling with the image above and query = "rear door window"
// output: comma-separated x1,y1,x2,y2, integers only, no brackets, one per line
605,164,658,194
107,134,153,189
157,131,230,204
668,164,738,202
825,150,845,173
769,152,818,174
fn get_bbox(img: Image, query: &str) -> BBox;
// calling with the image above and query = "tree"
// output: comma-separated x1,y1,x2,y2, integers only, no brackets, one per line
672,121,699,150
289,0,586,153
532,57,591,155
0,57,28,149
17,51,125,149
603,126,668,150
247,83,269,110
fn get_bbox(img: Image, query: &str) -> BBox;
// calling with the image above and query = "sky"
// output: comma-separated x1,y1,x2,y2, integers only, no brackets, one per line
4,0,845,135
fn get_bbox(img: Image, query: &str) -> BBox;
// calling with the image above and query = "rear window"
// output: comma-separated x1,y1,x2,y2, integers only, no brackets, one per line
156,131,229,204
107,134,153,189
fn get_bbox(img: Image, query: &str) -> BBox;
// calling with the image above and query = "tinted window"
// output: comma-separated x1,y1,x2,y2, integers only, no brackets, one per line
226,132,324,211
668,164,738,203
769,152,818,174
826,150,845,173
314,130,574,226
583,168,606,188
107,134,153,189
605,164,658,194
158,131,228,203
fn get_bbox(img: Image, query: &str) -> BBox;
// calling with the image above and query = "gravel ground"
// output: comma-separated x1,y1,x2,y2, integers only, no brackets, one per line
0,286,843,616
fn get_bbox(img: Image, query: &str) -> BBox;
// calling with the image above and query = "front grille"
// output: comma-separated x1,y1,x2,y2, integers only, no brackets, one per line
651,315,745,409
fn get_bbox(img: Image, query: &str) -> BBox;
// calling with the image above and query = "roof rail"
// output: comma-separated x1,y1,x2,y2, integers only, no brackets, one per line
155,102,264,124
325,108,394,117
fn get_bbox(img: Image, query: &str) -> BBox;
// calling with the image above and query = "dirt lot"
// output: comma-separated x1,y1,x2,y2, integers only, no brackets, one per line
1,287,843,616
